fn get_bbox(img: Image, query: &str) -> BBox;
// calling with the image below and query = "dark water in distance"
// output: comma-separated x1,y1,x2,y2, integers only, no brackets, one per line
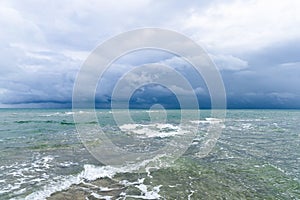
0,109,299,199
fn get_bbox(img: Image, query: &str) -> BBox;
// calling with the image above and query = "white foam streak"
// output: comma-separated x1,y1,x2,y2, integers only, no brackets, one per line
25,156,162,200
190,118,223,125
119,123,188,138
120,178,161,200
90,192,112,199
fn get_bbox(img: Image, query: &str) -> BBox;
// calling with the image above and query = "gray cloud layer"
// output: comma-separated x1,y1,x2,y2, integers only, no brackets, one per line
0,0,299,108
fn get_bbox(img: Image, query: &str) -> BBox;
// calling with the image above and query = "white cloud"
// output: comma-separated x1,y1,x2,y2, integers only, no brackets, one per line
279,62,300,68
181,0,300,53
210,54,248,71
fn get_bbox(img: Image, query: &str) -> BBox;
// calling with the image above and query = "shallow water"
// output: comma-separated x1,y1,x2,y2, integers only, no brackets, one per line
0,109,299,199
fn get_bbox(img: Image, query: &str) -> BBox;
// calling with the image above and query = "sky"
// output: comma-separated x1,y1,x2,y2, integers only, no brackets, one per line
0,0,300,108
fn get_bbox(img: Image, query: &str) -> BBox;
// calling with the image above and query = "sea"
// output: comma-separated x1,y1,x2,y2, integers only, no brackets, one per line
0,109,299,199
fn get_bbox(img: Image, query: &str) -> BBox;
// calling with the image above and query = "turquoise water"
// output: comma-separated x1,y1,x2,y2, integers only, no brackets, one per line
0,109,299,199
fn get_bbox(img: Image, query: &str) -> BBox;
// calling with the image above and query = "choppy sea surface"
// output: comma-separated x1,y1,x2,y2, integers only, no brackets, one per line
0,109,299,199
